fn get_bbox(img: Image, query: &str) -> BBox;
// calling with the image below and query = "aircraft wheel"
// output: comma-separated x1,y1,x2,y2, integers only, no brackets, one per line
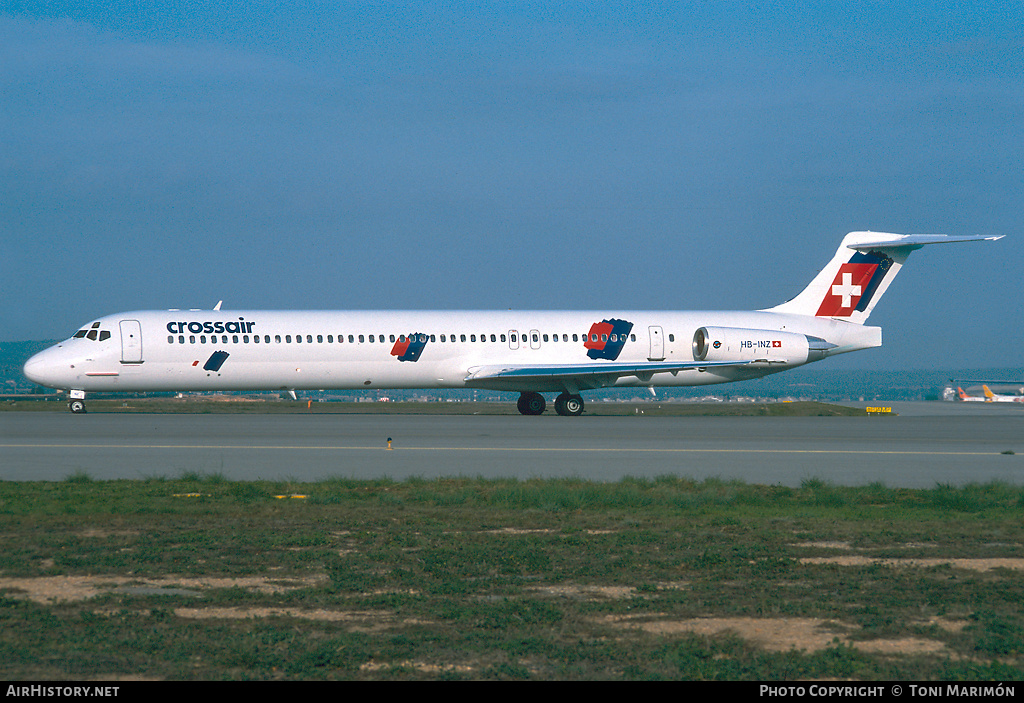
554,392,584,416
563,394,584,416
554,393,567,415
517,392,546,415
69,400,87,414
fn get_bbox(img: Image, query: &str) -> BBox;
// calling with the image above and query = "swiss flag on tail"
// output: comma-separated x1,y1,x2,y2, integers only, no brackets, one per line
816,262,879,317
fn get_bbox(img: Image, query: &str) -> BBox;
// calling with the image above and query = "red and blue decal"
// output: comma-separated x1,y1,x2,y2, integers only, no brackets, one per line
391,333,427,362
203,351,230,372
816,251,893,317
585,318,633,360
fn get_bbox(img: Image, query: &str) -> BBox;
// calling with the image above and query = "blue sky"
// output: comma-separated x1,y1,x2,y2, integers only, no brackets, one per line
2,2,1021,369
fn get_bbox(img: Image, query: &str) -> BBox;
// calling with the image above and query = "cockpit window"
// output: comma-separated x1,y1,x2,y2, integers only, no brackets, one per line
73,323,110,341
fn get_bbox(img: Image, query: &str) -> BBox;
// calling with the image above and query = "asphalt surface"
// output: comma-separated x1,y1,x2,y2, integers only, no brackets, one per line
3,402,1022,486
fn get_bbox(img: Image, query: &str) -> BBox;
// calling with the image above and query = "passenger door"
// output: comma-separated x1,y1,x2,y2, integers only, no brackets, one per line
120,320,143,363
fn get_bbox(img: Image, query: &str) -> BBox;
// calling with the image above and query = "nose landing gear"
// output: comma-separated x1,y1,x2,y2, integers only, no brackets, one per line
68,391,87,413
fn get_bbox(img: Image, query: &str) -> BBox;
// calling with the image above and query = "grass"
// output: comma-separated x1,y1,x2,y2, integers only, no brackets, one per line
1,475,1022,680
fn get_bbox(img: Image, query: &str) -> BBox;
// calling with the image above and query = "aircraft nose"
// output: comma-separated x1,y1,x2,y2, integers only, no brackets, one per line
23,347,64,388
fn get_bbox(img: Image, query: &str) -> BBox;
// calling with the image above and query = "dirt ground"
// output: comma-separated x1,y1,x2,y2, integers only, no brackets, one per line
5,555,1017,656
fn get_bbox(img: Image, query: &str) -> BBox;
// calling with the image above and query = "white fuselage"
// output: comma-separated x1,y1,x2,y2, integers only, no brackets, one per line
23,308,880,394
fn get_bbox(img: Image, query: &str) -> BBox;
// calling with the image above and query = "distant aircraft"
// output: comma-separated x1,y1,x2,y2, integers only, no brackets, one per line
982,385,1024,403
24,231,1001,415
957,387,987,402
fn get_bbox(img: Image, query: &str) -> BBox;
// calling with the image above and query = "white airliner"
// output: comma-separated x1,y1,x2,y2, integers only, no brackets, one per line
982,385,1024,403
24,231,1001,415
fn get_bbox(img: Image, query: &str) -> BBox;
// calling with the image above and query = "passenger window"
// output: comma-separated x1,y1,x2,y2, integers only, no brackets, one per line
317,335,323,343
200,335,207,344
349,335,355,343
190,335,196,344
275,335,282,343
461,334,467,342
178,335,184,344
286,335,292,343
233,335,239,343
668,334,675,342
307,335,313,343
253,335,260,343
167,335,174,344
359,335,365,343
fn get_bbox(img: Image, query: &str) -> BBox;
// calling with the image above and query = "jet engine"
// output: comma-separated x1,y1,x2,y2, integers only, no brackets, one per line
692,326,834,365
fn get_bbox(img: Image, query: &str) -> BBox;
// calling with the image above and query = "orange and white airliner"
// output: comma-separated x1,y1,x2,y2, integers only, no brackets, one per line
24,231,1001,415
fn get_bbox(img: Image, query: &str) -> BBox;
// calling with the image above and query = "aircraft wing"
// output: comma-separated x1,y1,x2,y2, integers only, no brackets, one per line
464,359,751,393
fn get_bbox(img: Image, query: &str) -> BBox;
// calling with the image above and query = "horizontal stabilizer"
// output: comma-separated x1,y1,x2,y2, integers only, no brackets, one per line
847,234,1003,250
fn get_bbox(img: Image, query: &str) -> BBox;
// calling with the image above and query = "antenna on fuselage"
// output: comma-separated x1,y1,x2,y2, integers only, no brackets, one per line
213,301,223,311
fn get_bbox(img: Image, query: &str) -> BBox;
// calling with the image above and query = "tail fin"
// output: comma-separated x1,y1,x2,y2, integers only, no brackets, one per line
765,232,1002,324
958,386,969,400
983,385,996,401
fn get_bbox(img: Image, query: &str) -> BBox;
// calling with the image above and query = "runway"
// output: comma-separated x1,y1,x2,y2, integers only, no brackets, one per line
3,402,1022,486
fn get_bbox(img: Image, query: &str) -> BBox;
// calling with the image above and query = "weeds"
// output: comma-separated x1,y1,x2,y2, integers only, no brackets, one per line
1,477,1023,679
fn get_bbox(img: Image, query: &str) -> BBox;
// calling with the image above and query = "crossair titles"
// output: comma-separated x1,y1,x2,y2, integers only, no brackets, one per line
166,319,256,335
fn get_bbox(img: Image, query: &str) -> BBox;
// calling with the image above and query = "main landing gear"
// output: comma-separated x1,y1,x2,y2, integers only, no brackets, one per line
516,392,585,416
